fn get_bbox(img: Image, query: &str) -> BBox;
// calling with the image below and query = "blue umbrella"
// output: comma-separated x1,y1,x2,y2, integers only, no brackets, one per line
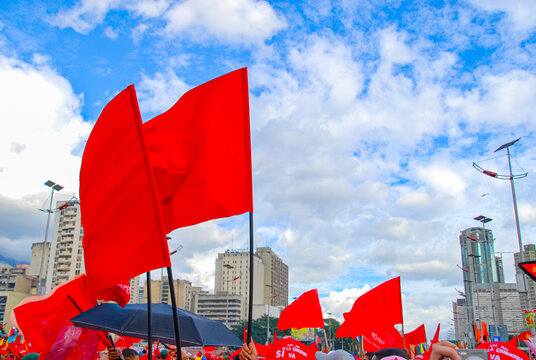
70,303,242,347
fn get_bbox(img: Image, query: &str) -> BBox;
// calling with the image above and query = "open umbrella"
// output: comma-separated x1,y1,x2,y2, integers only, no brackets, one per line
70,303,242,347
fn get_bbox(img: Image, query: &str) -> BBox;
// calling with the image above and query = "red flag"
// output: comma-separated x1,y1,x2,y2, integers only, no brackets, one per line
11,275,109,357
477,342,529,360
143,68,253,231
41,325,100,360
519,262,536,282
405,324,427,348
277,289,324,330
362,326,404,352
337,277,403,338
80,85,170,298
423,324,440,360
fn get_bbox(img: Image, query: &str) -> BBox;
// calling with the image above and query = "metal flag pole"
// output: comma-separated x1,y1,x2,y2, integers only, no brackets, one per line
167,267,183,356
247,212,254,344
147,271,153,360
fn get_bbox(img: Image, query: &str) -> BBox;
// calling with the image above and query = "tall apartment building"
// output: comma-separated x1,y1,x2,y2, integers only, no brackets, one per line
514,244,536,311
143,277,196,311
28,242,50,280
256,247,289,307
459,227,498,326
129,275,141,304
0,264,33,330
44,200,84,292
214,250,266,321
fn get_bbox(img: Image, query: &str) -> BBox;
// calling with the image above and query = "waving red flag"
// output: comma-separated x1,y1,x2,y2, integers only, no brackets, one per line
143,67,253,231
406,324,426,347
363,326,404,352
337,277,403,338
277,289,324,330
80,85,170,298
11,275,109,358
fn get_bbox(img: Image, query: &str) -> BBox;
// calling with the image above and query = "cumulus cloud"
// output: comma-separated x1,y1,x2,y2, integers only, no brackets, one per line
164,0,286,43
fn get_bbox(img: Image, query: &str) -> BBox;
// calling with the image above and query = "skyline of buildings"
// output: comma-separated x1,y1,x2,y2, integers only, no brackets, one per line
454,226,527,345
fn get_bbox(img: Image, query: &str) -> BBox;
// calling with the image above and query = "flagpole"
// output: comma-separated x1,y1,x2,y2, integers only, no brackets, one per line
147,271,153,360
247,212,254,344
166,267,183,355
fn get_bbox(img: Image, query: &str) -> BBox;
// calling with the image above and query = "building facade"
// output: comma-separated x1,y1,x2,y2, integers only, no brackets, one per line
514,244,536,311
143,277,196,311
256,247,289,308
194,293,242,328
0,264,33,330
215,250,266,321
45,200,84,292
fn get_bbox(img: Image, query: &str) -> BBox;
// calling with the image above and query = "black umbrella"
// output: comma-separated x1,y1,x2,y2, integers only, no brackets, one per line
70,303,242,347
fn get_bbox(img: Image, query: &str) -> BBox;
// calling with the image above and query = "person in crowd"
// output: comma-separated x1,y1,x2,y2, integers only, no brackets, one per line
123,348,140,360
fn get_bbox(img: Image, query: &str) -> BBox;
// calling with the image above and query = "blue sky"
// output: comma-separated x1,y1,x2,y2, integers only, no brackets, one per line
1,0,536,340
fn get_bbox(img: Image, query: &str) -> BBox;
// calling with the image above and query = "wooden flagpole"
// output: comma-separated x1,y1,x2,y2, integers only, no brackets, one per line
247,212,254,344
147,271,153,360
167,267,183,355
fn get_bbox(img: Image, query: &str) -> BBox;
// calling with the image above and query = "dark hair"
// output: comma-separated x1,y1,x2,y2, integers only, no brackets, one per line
123,348,140,359
371,348,410,360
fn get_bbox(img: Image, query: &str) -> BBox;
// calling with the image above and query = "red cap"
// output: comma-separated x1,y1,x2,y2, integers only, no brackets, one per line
267,339,309,360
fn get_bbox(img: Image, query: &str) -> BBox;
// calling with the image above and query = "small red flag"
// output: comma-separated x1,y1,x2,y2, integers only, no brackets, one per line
519,261,536,282
143,68,253,231
277,289,324,330
80,85,170,298
337,277,403,338
405,324,427,348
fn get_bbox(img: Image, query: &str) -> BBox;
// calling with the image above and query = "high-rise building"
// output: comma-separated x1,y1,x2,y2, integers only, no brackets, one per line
256,247,289,307
143,278,196,311
0,264,33,330
129,275,141,304
215,250,265,321
514,244,536,311
45,200,84,292
457,227,525,342
495,255,505,284
459,227,497,325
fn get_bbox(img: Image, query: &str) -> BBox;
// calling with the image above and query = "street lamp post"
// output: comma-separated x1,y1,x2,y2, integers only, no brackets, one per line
38,180,63,295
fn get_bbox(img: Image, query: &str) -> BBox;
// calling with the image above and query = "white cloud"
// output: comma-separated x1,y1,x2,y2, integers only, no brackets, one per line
50,0,119,34
136,70,190,115
164,0,286,43
103,26,119,39
0,54,91,199
519,202,536,225
469,0,536,35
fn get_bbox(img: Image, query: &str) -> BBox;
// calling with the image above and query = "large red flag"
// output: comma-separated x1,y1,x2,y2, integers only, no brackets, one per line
80,85,170,298
143,67,253,231
337,277,403,338
11,275,108,356
277,289,325,330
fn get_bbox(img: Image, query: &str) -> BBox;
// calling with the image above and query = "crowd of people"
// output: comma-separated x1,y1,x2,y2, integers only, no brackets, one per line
0,336,463,360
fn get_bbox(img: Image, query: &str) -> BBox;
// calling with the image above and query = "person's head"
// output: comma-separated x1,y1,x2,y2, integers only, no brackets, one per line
364,352,375,360
371,348,409,360
123,348,140,360
316,350,354,360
